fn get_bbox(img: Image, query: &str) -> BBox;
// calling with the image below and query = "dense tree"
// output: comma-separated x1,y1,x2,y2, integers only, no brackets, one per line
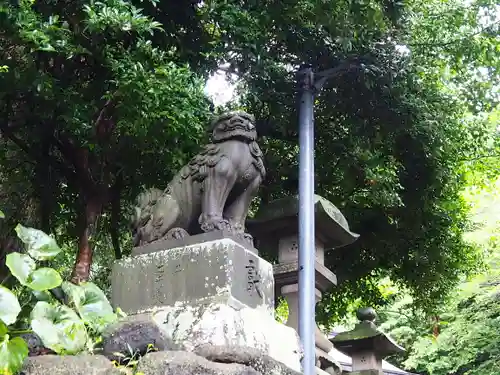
378,182,500,374
0,0,212,282
190,0,499,321
0,0,498,325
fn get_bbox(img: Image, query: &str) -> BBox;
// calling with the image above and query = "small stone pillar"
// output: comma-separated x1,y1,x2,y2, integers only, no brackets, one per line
247,195,359,374
330,308,405,374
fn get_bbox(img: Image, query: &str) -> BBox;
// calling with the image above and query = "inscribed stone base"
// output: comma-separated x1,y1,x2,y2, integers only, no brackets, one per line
151,302,303,373
111,239,274,315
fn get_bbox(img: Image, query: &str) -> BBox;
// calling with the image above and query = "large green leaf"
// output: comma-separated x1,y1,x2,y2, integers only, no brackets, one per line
62,281,117,333
32,290,52,302
27,268,63,291
0,335,28,375
0,321,8,337
0,286,22,326
31,301,88,354
5,254,62,291
5,252,36,286
15,224,61,261
0,209,4,219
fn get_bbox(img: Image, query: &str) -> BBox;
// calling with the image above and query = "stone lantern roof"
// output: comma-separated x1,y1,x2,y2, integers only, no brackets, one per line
247,194,359,250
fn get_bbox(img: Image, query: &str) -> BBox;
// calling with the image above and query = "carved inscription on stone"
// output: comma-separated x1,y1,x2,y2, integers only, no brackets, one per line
112,240,275,314
245,259,263,298
174,264,182,274
153,263,166,305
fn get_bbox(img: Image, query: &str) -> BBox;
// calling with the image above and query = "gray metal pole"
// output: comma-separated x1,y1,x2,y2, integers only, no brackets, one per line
297,65,316,375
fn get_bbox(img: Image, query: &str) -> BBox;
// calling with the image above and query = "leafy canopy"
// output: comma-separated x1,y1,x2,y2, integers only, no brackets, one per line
0,0,212,281
0,0,498,323
190,0,499,321
378,179,500,375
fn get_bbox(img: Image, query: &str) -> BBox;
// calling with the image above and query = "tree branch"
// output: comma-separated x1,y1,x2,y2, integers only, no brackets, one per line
52,134,96,189
409,20,500,48
0,123,83,202
94,93,118,142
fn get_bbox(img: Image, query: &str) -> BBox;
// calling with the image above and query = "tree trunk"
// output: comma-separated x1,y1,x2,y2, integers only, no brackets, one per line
70,196,102,284
37,157,53,234
433,315,440,337
110,173,122,259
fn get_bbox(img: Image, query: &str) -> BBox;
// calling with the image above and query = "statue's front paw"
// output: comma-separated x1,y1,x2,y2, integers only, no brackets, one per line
165,227,189,240
200,216,231,232
218,219,232,231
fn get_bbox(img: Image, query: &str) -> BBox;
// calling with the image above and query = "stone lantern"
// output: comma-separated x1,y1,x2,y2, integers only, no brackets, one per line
330,307,405,374
247,194,359,374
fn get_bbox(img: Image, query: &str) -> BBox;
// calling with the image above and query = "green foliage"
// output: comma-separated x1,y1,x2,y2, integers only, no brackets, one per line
404,284,500,375
0,0,212,281
0,221,122,374
111,343,158,374
0,333,28,375
14,225,62,261
0,0,498,326
30,301,89,354
275,297,289,325
403,0,499,112
378,182,500,374
184,0,499,323
62,281,118,333
0,287,21,326
402,213,500,375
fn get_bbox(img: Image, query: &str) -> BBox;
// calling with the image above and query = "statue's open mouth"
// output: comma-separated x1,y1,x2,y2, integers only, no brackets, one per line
229,123,249,130
228,119,255,131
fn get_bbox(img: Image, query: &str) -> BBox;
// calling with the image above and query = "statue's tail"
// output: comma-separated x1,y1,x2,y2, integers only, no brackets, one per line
130,188,164,245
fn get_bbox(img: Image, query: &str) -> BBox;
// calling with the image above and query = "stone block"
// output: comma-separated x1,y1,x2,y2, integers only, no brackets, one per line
22,354,122,375
111,239,274,315
247,195,359,251
101,314,179,363
21,332,54,356
136,351,261,375
151,302,302,372
193,344,302,375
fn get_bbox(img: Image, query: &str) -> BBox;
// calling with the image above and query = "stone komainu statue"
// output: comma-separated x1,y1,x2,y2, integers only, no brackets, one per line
131,111,266,247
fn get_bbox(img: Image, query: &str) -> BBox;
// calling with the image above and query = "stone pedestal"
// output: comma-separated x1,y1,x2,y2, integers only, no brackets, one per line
112,238,273,314
111,236,302,372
